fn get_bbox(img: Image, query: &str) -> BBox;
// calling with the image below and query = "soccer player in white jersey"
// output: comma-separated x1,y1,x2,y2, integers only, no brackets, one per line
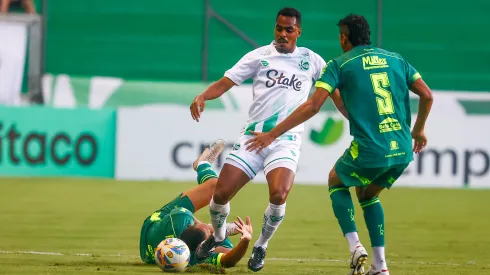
189,7,327,272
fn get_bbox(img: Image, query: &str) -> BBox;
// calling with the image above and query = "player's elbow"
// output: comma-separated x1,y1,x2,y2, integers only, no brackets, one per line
422,89,434,102
221,260,237,268
306,100,322,115
220,257,239,268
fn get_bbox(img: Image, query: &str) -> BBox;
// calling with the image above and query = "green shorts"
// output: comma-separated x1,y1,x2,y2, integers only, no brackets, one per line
335,158,409,189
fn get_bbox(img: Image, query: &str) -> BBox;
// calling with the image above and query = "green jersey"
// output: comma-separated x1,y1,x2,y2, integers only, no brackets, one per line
140,207,195,263
316,46,421,167
139,195,233,267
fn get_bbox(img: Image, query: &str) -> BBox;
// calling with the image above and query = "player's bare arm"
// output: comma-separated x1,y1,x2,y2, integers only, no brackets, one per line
409,78,434,153
190,77,236,122
245,87,331,153
219,216,253,268
0,0,10,12
330,89,349,119
22,0,37,14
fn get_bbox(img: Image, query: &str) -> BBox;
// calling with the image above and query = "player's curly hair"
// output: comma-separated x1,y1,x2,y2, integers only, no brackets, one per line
180,225,207,252
277,7,301,25
337,14,371,46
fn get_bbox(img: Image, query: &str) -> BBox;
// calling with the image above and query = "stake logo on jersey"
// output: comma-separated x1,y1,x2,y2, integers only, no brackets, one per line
265,69,302,91
224,42,326,136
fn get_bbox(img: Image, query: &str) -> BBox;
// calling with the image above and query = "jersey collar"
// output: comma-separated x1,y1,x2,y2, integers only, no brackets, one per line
270,41,299,56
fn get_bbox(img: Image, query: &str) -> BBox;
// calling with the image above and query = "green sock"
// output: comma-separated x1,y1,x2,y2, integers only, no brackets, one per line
360,196,385,247
329,185,357,235
196,162,217,185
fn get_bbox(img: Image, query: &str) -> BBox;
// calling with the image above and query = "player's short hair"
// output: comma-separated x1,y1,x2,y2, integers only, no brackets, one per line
337,14,371,46
180,225,207,252
276,7,301,25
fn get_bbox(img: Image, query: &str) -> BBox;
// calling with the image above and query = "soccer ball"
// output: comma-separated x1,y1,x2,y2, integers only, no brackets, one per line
154,238,191,272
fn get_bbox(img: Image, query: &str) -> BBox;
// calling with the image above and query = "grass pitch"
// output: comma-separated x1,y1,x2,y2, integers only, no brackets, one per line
0,178,488,274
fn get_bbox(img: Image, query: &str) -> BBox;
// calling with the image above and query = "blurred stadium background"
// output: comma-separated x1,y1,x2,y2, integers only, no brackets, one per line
0,1,489,274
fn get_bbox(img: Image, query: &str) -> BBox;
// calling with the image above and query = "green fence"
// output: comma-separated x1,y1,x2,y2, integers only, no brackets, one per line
44,0,490,91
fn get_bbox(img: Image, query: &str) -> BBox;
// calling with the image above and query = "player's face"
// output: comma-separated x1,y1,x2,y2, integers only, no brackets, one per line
338,26,351,52
274,15,301,54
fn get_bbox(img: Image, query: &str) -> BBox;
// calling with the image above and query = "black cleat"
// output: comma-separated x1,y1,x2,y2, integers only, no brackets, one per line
248,246,266,272
195,235,223,261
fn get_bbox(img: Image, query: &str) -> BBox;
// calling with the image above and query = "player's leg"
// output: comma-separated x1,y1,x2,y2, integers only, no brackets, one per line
330,154,376,275
196,137,262,261
248,141,299,272
182,139,226,212
357,184,388,275
361,163,408,275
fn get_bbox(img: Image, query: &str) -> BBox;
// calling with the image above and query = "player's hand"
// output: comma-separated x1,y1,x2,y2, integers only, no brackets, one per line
190,95,206,122
234,216,252,241
412,130,427,154
245,132,275,154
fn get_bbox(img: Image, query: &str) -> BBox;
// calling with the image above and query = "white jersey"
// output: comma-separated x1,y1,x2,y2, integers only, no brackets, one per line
224,42,326,138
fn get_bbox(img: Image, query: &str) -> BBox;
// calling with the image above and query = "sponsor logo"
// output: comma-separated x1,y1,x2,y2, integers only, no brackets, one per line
362,55,389,70
379,117,401,133
404,148,490,186
265,70,302,91
0,122,98,166
310,117,344,146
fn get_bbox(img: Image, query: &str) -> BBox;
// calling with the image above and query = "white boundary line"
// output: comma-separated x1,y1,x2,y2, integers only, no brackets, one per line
0,250,486,267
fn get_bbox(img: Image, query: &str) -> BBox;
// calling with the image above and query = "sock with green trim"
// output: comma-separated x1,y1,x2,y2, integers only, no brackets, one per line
360,196,385,247
329,185,357,235
196,162,217,185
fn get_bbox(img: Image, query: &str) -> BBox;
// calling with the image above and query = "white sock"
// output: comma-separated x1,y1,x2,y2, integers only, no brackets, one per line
209,197,230,242
345,232,361,253
254,202,286,249
372,246,387,270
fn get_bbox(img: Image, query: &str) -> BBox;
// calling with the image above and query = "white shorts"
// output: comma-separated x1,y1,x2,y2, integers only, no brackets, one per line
225,134,302,179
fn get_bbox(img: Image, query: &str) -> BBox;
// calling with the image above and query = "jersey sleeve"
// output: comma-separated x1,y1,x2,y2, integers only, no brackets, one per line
201,252,225,268
310,52,327,81
314,59,340,94
167,207,195,237
224,51,259,85
404,60,421,86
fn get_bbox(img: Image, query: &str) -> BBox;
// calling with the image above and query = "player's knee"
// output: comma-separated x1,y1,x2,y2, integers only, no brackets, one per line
357,192,375,202
269,187,290,205
357,186,382,201
328,168,341,187
212,191,230,205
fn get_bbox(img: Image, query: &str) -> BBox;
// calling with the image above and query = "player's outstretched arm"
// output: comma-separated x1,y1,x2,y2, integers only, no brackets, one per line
219,216,253,268
409,78,434,153
330,89,349,119
0,0,10,12
190,77,236,122
245,87,330,153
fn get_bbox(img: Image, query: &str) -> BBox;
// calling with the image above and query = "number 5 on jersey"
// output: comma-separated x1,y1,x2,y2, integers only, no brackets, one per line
370,72,395,115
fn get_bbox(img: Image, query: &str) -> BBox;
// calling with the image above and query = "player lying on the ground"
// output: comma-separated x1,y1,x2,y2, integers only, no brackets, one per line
139,139,253,268
244,14,433,275
189,7,334,272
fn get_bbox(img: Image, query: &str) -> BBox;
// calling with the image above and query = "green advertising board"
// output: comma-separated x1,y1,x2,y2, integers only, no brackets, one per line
0,106,116,177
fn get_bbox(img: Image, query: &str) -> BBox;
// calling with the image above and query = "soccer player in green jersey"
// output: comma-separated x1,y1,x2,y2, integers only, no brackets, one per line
139,139,254,269
244,14,434,275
